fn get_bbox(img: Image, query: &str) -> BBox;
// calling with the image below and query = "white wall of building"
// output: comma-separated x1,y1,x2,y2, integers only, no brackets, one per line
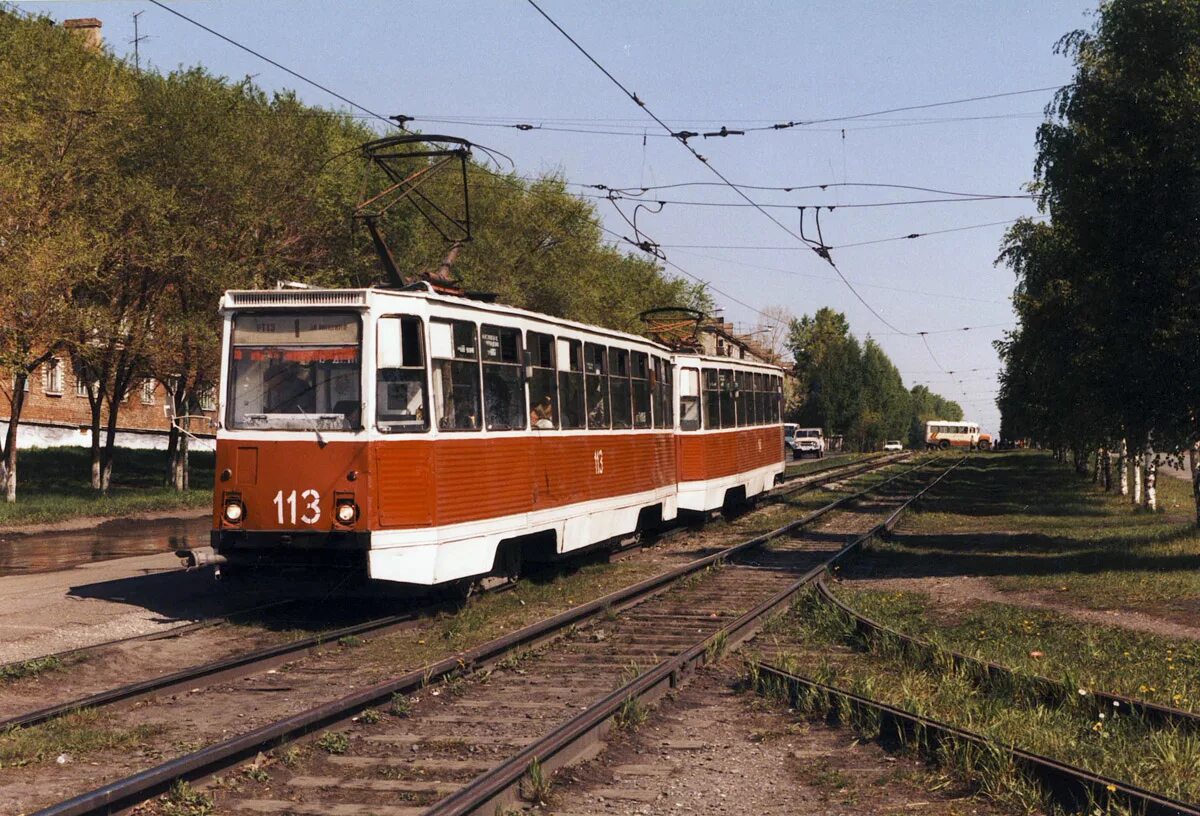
0,421,215,452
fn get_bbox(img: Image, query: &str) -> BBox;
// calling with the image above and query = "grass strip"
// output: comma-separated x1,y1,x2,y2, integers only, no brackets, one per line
884,451,1200,611
751,590,1200,806
829,584,1200,714
0,447,214,528
0,708,165,769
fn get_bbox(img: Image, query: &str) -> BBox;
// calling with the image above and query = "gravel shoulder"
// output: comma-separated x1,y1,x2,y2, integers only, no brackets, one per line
543,664,1011,816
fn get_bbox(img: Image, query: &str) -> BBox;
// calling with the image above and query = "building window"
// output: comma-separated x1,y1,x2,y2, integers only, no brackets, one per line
198,388,217,412
140,379,156,405
43,358,64,396
75,376,89,398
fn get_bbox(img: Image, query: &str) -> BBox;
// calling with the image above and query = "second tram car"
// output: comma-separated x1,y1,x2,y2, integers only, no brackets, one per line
211,285,784,586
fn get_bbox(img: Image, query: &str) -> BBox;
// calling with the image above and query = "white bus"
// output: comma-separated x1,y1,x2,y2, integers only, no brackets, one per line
925,420,980,450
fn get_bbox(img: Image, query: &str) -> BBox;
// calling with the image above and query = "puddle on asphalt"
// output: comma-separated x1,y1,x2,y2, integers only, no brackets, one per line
0,516,209,576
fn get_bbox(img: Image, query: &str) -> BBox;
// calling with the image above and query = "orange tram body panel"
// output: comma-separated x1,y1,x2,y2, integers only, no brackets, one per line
211,287,784,586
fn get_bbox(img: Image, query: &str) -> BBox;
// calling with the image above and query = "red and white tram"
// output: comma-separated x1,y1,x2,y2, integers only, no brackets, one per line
211,285,784,586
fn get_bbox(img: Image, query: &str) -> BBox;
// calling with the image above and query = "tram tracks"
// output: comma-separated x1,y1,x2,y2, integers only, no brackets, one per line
0,452,901,736
734,577,1200,816
732,537,1200,815
749,664,1199,816
27,456,945,816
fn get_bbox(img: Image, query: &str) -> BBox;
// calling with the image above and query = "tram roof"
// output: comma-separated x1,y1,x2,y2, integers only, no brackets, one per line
221,285,784,372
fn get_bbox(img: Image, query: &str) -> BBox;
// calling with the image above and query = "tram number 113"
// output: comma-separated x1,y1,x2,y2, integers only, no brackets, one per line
273,489,321,525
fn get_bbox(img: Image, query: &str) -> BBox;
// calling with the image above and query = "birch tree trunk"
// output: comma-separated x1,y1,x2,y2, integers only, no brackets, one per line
1144,452,1158,511
1133,453,1143,505
1118,439,1129,496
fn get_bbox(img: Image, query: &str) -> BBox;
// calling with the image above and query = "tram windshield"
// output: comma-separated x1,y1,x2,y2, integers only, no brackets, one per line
227,312,362,431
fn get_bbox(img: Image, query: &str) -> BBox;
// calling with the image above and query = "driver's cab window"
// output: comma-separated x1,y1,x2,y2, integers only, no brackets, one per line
376,315,428,433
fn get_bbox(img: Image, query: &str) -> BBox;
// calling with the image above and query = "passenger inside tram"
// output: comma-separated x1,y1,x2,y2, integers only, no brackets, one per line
531,395,555,429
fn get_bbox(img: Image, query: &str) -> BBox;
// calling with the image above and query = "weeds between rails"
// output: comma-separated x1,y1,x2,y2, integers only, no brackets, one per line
24,459,938,816
752,588,1200,810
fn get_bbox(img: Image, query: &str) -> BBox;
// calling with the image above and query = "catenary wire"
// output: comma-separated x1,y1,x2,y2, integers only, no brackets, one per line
523,0,915,336
145,0,396,128
139,0,1008,359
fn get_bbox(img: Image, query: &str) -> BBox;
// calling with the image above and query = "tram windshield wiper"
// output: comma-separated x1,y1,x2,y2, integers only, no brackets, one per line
295,404,328,449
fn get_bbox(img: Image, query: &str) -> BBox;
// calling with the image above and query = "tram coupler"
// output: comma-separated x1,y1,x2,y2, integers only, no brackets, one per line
176,547,228,570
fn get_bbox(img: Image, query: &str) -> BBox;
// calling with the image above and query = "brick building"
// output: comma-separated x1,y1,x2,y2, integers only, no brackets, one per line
0,356,216,451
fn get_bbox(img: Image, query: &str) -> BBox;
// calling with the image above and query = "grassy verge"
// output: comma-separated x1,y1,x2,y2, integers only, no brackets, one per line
829,585,1200,712
873,450,1200,613
0,446,213,528
752,591,1200,808
0,708,164,769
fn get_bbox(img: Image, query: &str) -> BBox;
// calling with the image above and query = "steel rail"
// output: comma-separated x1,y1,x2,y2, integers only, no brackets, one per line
32,456,931,816
813,578,1200,732
752,662,1200,816
422,457,963,815
0,606,437,732
3,451,903,733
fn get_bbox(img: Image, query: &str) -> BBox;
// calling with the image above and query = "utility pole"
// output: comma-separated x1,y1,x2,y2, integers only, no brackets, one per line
130,11,148,73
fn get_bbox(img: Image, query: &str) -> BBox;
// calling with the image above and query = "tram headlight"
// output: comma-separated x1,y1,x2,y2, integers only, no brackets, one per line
335,499,358,525
222,495,244,524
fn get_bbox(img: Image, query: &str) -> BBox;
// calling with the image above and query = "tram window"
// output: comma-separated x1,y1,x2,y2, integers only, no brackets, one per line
745,373,754,426
750,373,761,426
735,371,749,427
662,360,674,427
679,367,701,431
773,376,782,422
527,331,558,430
651,357,667,429
719,369,735,429
703,368,721,429
585,343,609,429
430,320,481,431
481,324,526,430
375,316,428,433
558,338,585,429
608,348,632,429
631,351,651,429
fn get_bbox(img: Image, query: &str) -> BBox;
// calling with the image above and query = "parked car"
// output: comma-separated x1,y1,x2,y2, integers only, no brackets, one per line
883,440,903,451
791,428,825,459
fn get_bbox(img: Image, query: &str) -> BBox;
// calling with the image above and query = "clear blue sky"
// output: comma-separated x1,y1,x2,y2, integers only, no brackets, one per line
20,0,1098,434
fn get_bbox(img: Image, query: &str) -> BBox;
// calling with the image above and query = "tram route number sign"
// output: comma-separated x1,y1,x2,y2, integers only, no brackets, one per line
273,488,321,525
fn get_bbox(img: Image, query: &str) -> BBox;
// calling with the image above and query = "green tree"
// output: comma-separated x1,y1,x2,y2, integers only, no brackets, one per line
999,0,1200,514
0,10,139,500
